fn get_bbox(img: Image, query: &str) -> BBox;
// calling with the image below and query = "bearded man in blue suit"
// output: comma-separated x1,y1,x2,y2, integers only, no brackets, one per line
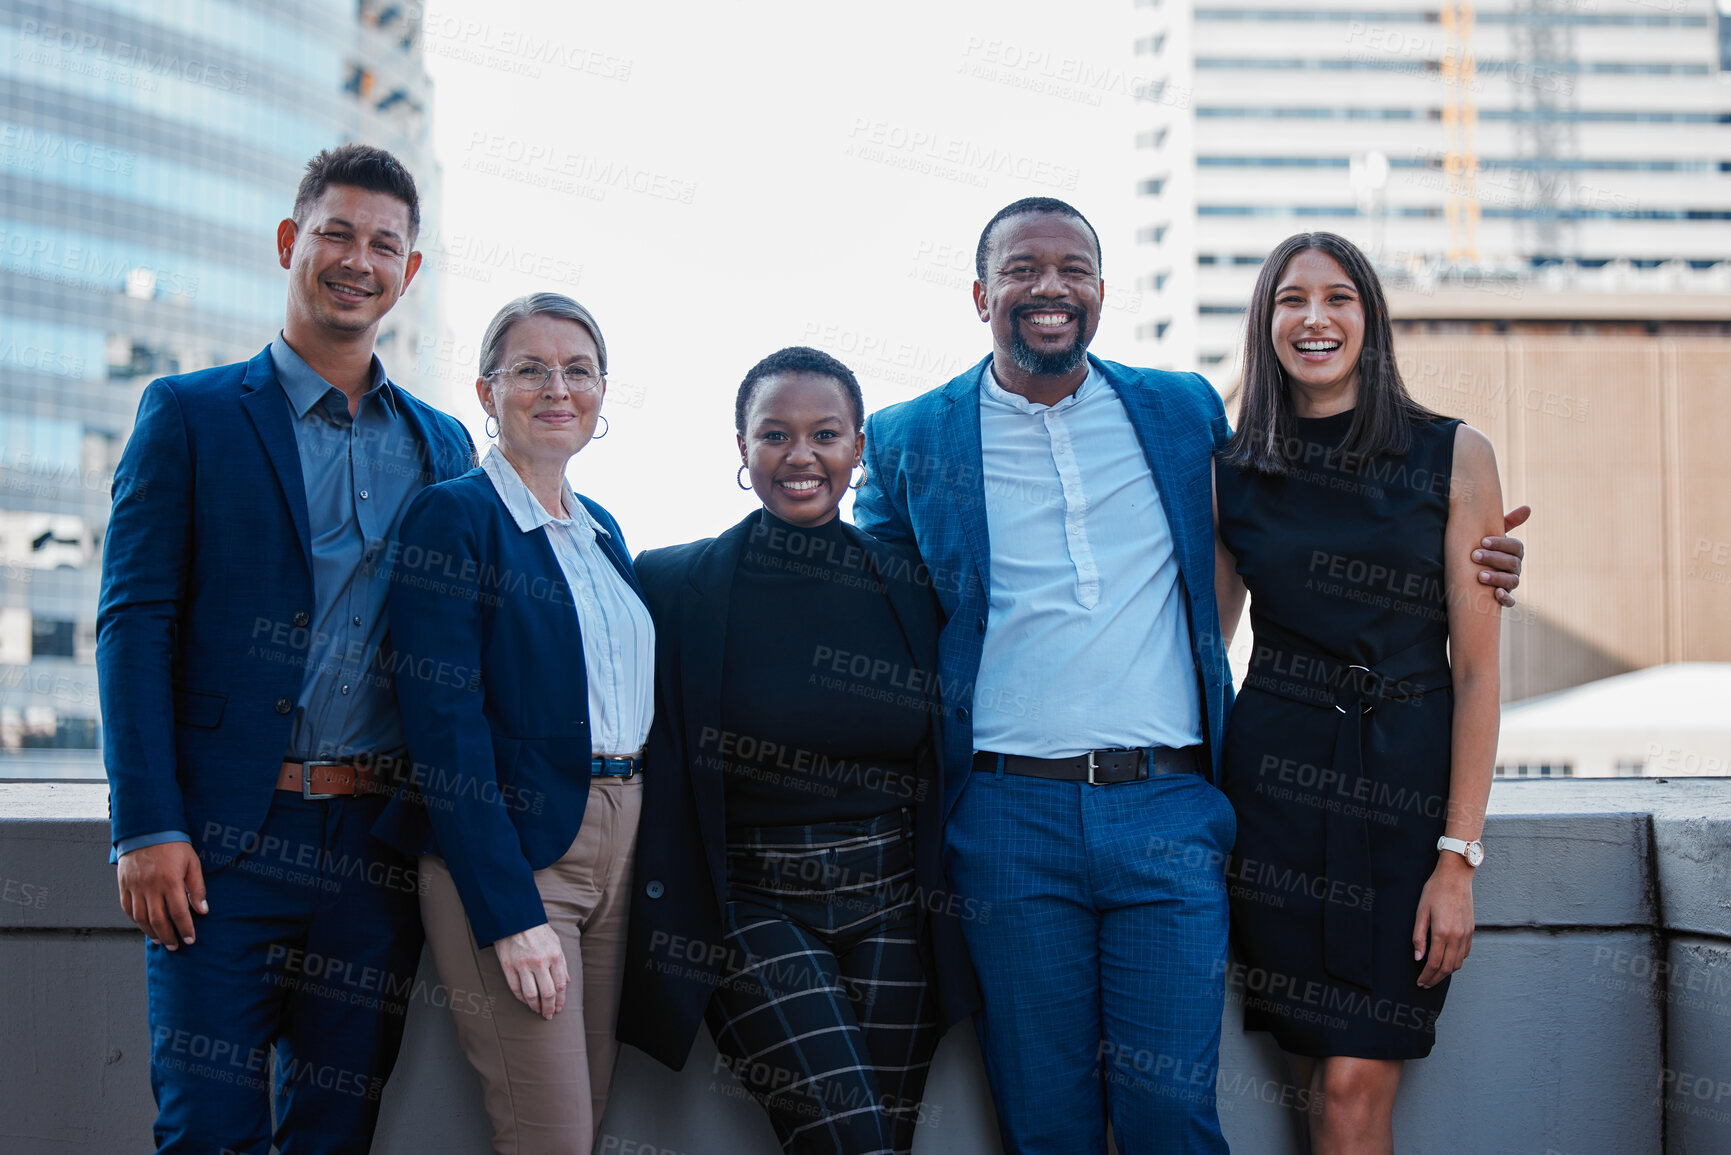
97,145,474,1153
852,198,1526,1153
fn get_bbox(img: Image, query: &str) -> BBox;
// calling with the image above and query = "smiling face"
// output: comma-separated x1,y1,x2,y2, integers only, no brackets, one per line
973,212,1103,387
279,184,420,338
475,313,605,476
737,372,864,528
1269,248,1366,406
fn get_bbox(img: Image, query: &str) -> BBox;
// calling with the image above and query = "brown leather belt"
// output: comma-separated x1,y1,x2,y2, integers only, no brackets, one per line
972,745,1203,785
277,756,404,800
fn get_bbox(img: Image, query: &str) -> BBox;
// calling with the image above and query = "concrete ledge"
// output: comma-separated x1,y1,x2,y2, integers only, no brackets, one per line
4,779,1730,1153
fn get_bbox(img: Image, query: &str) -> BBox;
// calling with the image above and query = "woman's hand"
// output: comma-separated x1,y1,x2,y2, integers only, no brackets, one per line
1412,854,1475,989
494,923,568,1019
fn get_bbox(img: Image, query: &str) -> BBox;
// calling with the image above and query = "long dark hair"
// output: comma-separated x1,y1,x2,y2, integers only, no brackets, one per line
1222,232,1438,474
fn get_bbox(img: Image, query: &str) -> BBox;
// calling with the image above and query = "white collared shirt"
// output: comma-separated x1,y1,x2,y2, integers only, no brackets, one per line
973,361,1203,755
480,447,654,756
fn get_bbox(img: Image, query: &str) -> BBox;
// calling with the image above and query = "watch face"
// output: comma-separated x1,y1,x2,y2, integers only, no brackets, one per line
1466,842,1485,867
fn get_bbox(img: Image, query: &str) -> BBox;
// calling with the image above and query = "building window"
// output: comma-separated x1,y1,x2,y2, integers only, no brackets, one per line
31,619,76,659
1497,763,1575,778
1614,759,1646,778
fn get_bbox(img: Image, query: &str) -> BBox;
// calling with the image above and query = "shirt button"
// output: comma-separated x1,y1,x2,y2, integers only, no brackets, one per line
352,616,362,627
645,880,665,899
359,490,370,500
274,698,293,715
340,685,351,696
292,611,310,627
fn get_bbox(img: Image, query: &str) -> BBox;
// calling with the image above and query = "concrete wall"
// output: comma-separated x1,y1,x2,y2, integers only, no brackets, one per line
3,779,1729,1154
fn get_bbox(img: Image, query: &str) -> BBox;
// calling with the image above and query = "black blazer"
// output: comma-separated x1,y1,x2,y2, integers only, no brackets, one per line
617,509,978,1070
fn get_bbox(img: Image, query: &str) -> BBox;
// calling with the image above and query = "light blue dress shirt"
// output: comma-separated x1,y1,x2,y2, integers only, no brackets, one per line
972,360,1204,756
480,447,654,755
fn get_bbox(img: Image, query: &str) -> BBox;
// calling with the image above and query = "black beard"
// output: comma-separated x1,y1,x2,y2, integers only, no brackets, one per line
1007,310,1090,377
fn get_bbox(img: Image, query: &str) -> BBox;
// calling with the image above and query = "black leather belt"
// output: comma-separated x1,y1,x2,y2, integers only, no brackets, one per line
972,745,1202,785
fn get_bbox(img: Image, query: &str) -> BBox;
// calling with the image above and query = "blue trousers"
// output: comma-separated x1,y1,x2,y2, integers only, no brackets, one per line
943,769,1234,1155
145,790,423,1154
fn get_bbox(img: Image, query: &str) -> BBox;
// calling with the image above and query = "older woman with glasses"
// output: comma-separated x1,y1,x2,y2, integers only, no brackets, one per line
373,292,652,1155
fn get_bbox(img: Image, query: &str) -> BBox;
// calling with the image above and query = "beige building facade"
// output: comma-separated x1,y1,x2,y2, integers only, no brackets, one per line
1389,293,1731,701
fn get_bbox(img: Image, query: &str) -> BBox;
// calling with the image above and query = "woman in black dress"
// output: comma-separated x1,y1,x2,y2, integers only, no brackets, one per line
617,347,976,1155
1213,234,1505,1154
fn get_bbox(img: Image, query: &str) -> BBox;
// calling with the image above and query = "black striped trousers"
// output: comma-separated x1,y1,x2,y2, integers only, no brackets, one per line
706,809,938,1155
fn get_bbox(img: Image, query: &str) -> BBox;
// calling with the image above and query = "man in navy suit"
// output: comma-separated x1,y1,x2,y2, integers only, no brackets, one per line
98,144,475,1153
853,198,1526,1153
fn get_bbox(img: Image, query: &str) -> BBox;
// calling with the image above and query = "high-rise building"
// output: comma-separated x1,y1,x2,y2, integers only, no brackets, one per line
0,0,439,773
1133,0,1731,371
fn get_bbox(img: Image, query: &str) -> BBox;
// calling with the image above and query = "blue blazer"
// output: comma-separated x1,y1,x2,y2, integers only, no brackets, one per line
371,469,648,947
97,347,475,859
851,353,1234,815
617,510,978,1071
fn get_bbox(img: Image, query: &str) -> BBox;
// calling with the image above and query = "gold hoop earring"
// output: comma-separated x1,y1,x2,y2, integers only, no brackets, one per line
849,465,867,490
737,464,752,491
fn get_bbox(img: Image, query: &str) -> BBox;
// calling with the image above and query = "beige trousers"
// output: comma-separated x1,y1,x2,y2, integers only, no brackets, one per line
419,776,642,1155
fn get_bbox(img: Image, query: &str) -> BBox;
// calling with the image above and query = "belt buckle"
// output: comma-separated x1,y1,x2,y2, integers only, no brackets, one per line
300,759,346,800
1087,748,1140,786
1335,666,1376,714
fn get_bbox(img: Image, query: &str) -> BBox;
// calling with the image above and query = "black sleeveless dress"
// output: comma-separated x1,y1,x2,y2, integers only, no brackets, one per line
1216,410,1461,1060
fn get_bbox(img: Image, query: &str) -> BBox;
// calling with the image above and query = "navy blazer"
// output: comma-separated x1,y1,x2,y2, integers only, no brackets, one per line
97,347,475,859
852,353,1235,815
371,468,647,947
617,510,978,1072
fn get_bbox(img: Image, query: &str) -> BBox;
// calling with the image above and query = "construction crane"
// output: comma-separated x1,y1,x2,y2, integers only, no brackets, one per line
1510,0,1581,265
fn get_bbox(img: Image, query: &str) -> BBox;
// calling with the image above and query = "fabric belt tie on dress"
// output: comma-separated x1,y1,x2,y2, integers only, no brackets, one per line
1242,630,1452,991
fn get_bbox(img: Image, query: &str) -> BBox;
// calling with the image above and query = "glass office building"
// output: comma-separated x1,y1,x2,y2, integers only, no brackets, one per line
0,0,439,774
1132,0,1731,370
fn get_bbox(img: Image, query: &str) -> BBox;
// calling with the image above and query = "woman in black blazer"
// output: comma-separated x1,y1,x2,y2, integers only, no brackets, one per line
618,347,976,1155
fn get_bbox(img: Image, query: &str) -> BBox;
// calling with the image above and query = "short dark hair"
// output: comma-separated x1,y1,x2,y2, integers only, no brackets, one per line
734,347,865,435
293,143,421,243
975,197,1102,282
1222,231,1440,475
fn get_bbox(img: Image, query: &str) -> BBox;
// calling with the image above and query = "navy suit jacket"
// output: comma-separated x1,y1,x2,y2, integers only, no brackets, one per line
617,510,978,1071
852,353,1234,815
371,469,647,947
97,347,475,860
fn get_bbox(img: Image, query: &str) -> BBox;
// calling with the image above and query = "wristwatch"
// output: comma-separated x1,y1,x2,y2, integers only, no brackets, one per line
1437,836,1485,868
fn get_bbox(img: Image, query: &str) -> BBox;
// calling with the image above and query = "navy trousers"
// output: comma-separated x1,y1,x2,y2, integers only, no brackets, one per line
145,789,423,1154
943,768,1235,1155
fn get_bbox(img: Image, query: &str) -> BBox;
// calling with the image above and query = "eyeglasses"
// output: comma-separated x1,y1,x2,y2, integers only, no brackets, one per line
485,361,602,392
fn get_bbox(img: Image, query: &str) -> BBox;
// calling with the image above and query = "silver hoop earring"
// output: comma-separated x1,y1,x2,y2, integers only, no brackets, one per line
484,413,499,439
592,415,609,440
737,464,752,491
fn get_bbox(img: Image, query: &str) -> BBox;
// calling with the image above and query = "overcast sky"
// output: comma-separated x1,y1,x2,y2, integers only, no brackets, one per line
413,1,1151,549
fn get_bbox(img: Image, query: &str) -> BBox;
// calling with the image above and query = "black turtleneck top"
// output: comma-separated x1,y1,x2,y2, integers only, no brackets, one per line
718,511,928,827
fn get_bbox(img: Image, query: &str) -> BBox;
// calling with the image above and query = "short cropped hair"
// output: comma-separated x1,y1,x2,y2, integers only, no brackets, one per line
734,346,865,435
975,197,1102,282
293,143,421,243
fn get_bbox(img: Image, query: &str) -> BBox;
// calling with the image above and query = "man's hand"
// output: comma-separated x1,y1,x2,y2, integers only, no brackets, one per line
117,842,207,949
1474,505,1529,608
494,923,567,1020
